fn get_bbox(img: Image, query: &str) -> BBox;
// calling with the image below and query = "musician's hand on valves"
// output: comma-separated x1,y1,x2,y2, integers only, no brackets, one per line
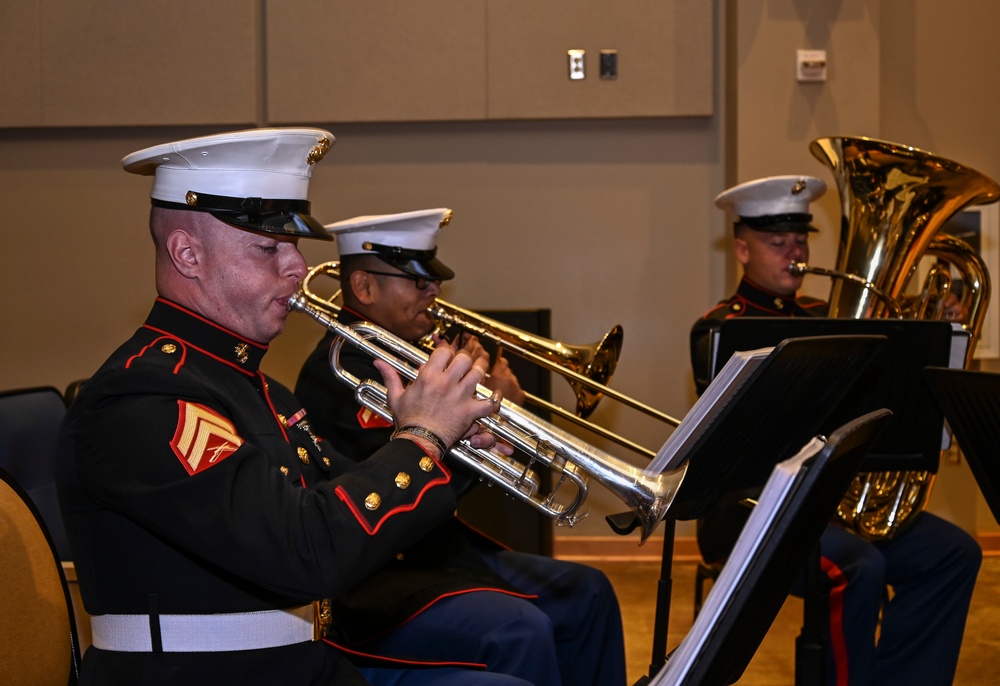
438,333,527,407
375,347,508,460
485,349,526,407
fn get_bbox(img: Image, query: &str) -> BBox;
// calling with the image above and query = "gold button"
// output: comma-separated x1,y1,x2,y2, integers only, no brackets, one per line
419,457,434,473
279,466,289,475
297,446,310,464
396,552,405,561
395,472,411,489
161,343,177,354
323,457,331,467
365,492,382,511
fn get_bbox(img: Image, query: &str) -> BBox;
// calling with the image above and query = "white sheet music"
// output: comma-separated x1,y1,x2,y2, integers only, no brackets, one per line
648,436,826,685
646,346,773,474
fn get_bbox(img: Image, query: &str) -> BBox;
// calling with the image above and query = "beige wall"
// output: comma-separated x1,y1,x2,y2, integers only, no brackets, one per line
3,0,1000,537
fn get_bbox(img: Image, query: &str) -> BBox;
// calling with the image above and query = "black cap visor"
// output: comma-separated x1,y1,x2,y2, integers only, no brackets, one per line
376,254,455,281
362,242,454,280
152,194,333,241
736,212,818,234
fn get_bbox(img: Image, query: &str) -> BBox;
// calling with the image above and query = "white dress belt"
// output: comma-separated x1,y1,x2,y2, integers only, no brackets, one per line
90,604,318,652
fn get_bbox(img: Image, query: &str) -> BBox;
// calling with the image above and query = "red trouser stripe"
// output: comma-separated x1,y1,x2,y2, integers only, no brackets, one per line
820,556,850,686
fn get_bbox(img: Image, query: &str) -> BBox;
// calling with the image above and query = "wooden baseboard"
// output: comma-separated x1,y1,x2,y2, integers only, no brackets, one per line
554,531,1000,562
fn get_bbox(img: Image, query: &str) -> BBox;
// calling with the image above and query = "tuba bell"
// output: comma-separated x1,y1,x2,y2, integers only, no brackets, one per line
802,136,1000,540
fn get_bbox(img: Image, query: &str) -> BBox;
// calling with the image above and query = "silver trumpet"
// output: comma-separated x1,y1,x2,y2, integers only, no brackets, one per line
288,289,686,544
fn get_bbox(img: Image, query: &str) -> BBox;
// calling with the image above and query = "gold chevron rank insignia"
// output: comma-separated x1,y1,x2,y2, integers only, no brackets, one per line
170,401,244,475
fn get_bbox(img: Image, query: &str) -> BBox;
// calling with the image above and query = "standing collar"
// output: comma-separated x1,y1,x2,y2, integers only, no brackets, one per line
144,298,269,372
737,277,804,315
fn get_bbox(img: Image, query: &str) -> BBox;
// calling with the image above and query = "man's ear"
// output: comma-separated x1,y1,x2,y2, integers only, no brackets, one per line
164,229,202,279
734,237,750,267
349,269,377,306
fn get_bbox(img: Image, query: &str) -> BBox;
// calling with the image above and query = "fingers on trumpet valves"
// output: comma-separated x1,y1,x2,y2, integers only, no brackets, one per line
483,389,502,404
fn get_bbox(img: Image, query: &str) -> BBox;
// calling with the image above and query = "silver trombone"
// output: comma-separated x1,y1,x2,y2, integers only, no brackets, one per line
288,287,686,544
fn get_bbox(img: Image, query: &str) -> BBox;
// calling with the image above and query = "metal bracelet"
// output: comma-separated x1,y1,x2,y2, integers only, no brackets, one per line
393,425,449,457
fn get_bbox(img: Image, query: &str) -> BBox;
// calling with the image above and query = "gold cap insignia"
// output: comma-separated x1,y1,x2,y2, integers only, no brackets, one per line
234,343,249,364
791,179,807,195
307,136,333,166
440,209,453,227
365,492,382,511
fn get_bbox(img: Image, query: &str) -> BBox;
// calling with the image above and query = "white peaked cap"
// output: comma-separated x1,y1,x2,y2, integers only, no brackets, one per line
122,127,335,240
326,208,456,280
715,175,826,233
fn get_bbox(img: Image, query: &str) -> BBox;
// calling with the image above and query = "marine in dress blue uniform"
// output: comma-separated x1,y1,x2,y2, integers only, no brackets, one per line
690,176,982,686
295,209,627,686
56,130,501,685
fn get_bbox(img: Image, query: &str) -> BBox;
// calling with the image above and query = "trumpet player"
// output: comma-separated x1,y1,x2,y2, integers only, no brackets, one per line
296,209,626,686
55,129,510,686
690,176,982,686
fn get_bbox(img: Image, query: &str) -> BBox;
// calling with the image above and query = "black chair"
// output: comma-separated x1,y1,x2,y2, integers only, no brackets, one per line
0,386,72,560
64,378,89,406
0,466,81,684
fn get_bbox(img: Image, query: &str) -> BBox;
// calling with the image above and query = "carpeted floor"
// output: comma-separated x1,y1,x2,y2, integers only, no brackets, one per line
589,556,1000,685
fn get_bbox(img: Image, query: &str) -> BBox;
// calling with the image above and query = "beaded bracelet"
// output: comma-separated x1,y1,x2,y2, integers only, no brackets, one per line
393,425,449,457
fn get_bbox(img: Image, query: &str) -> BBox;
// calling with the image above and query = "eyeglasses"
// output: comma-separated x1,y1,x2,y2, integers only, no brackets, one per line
364,270,440,291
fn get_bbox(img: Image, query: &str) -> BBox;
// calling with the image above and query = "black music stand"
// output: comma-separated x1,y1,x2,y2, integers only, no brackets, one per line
701,317,962,685
925,367,1000,524
648,409,892,686
620,333,885,683
709,318,963,472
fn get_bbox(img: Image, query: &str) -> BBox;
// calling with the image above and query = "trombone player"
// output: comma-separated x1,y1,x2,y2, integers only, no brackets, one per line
295,208,626,686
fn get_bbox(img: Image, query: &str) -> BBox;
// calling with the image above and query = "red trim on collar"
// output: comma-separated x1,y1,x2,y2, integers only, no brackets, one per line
142,324,258,377
155,297,268,351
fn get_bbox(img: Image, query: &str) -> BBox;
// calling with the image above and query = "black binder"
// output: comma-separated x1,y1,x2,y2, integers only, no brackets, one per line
649,409,892,686
925,366,1000,524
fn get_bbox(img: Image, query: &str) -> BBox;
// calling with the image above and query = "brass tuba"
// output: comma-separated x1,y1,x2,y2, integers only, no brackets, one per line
803,136,1000,540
